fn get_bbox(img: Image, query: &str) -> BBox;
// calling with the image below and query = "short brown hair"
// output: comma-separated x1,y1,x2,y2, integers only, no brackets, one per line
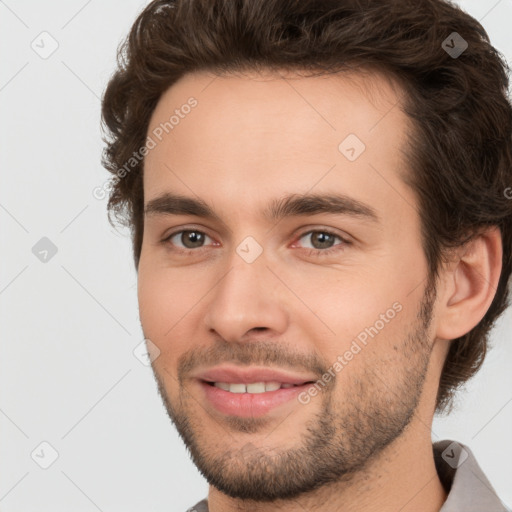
101,0,512,414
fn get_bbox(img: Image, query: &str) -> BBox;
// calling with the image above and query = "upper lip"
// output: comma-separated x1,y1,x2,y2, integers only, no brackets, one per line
194,365,317,385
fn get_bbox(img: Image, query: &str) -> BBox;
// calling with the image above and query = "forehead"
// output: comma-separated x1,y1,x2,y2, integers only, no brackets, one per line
146,68,407,147
143,69,413,220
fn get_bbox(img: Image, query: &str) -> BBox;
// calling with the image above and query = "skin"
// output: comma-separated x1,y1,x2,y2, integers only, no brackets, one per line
137,69,502,512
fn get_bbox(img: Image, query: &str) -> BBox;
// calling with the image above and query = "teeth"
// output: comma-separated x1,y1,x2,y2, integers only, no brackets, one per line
265,381,281,392
246,382,266,393
212,381,297,393
229,383,247,394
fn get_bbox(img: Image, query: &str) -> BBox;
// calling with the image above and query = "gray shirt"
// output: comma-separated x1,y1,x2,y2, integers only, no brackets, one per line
187,439,509,512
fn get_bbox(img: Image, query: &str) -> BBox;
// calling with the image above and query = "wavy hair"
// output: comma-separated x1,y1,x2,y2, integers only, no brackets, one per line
101,0,512,414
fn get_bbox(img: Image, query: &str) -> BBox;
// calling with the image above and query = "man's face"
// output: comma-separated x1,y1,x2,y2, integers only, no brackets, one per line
138,70,438,500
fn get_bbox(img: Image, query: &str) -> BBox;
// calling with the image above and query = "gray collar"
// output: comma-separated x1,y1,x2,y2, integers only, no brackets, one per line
434,439,508,511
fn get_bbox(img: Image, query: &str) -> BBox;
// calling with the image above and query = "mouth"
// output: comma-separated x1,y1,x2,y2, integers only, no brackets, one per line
198,379,316,417
203,380,309,393
195,367,318,417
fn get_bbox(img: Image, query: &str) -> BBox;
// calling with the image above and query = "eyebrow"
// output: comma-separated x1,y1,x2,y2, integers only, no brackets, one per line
144,192,379,224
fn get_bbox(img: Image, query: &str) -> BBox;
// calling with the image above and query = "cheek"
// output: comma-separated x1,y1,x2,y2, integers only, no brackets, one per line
138,266,169,337
138,261,198,330
324,308,413,404
292,272,412,368
137,264,212,371
137,266,184,360
289,270,391,331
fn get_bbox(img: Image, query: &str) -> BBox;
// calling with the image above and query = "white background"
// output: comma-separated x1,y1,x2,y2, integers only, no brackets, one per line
1,1,511,511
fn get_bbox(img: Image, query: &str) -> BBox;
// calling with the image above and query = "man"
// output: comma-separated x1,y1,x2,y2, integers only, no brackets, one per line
100,0,512,510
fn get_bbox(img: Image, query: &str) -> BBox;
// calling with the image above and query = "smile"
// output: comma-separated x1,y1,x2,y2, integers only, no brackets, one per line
209,381,301,393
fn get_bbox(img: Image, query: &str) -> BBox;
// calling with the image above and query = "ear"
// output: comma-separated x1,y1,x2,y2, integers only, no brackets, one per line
435,226,503,341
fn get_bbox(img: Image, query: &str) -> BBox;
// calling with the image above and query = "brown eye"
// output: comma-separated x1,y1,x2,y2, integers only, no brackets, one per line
309,232,337,249
181,231,205,248
298,230,343,250
165,230,213,250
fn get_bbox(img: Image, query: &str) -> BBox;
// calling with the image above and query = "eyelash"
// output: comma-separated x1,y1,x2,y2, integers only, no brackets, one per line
161,228,350,258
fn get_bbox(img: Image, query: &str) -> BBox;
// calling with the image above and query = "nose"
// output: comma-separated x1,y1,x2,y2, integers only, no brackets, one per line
203,256,289,343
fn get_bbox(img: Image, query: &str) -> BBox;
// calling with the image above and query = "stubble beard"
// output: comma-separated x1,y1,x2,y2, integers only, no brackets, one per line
151,281,436,501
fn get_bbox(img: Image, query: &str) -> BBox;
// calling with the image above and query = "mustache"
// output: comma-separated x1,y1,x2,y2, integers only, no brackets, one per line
177,339,328,383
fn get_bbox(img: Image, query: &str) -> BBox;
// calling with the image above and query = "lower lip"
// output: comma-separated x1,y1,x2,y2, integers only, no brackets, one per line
199,381,312,417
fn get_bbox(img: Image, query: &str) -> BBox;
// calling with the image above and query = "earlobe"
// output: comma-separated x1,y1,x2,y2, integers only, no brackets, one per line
435,227,502,341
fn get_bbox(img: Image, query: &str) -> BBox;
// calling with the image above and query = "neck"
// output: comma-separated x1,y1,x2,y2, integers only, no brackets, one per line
208,340,451,512
208,420,447,512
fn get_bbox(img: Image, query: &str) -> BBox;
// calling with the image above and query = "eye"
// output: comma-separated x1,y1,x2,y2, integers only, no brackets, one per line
161,227,350,257
294,229,350,256
163,229,214,251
